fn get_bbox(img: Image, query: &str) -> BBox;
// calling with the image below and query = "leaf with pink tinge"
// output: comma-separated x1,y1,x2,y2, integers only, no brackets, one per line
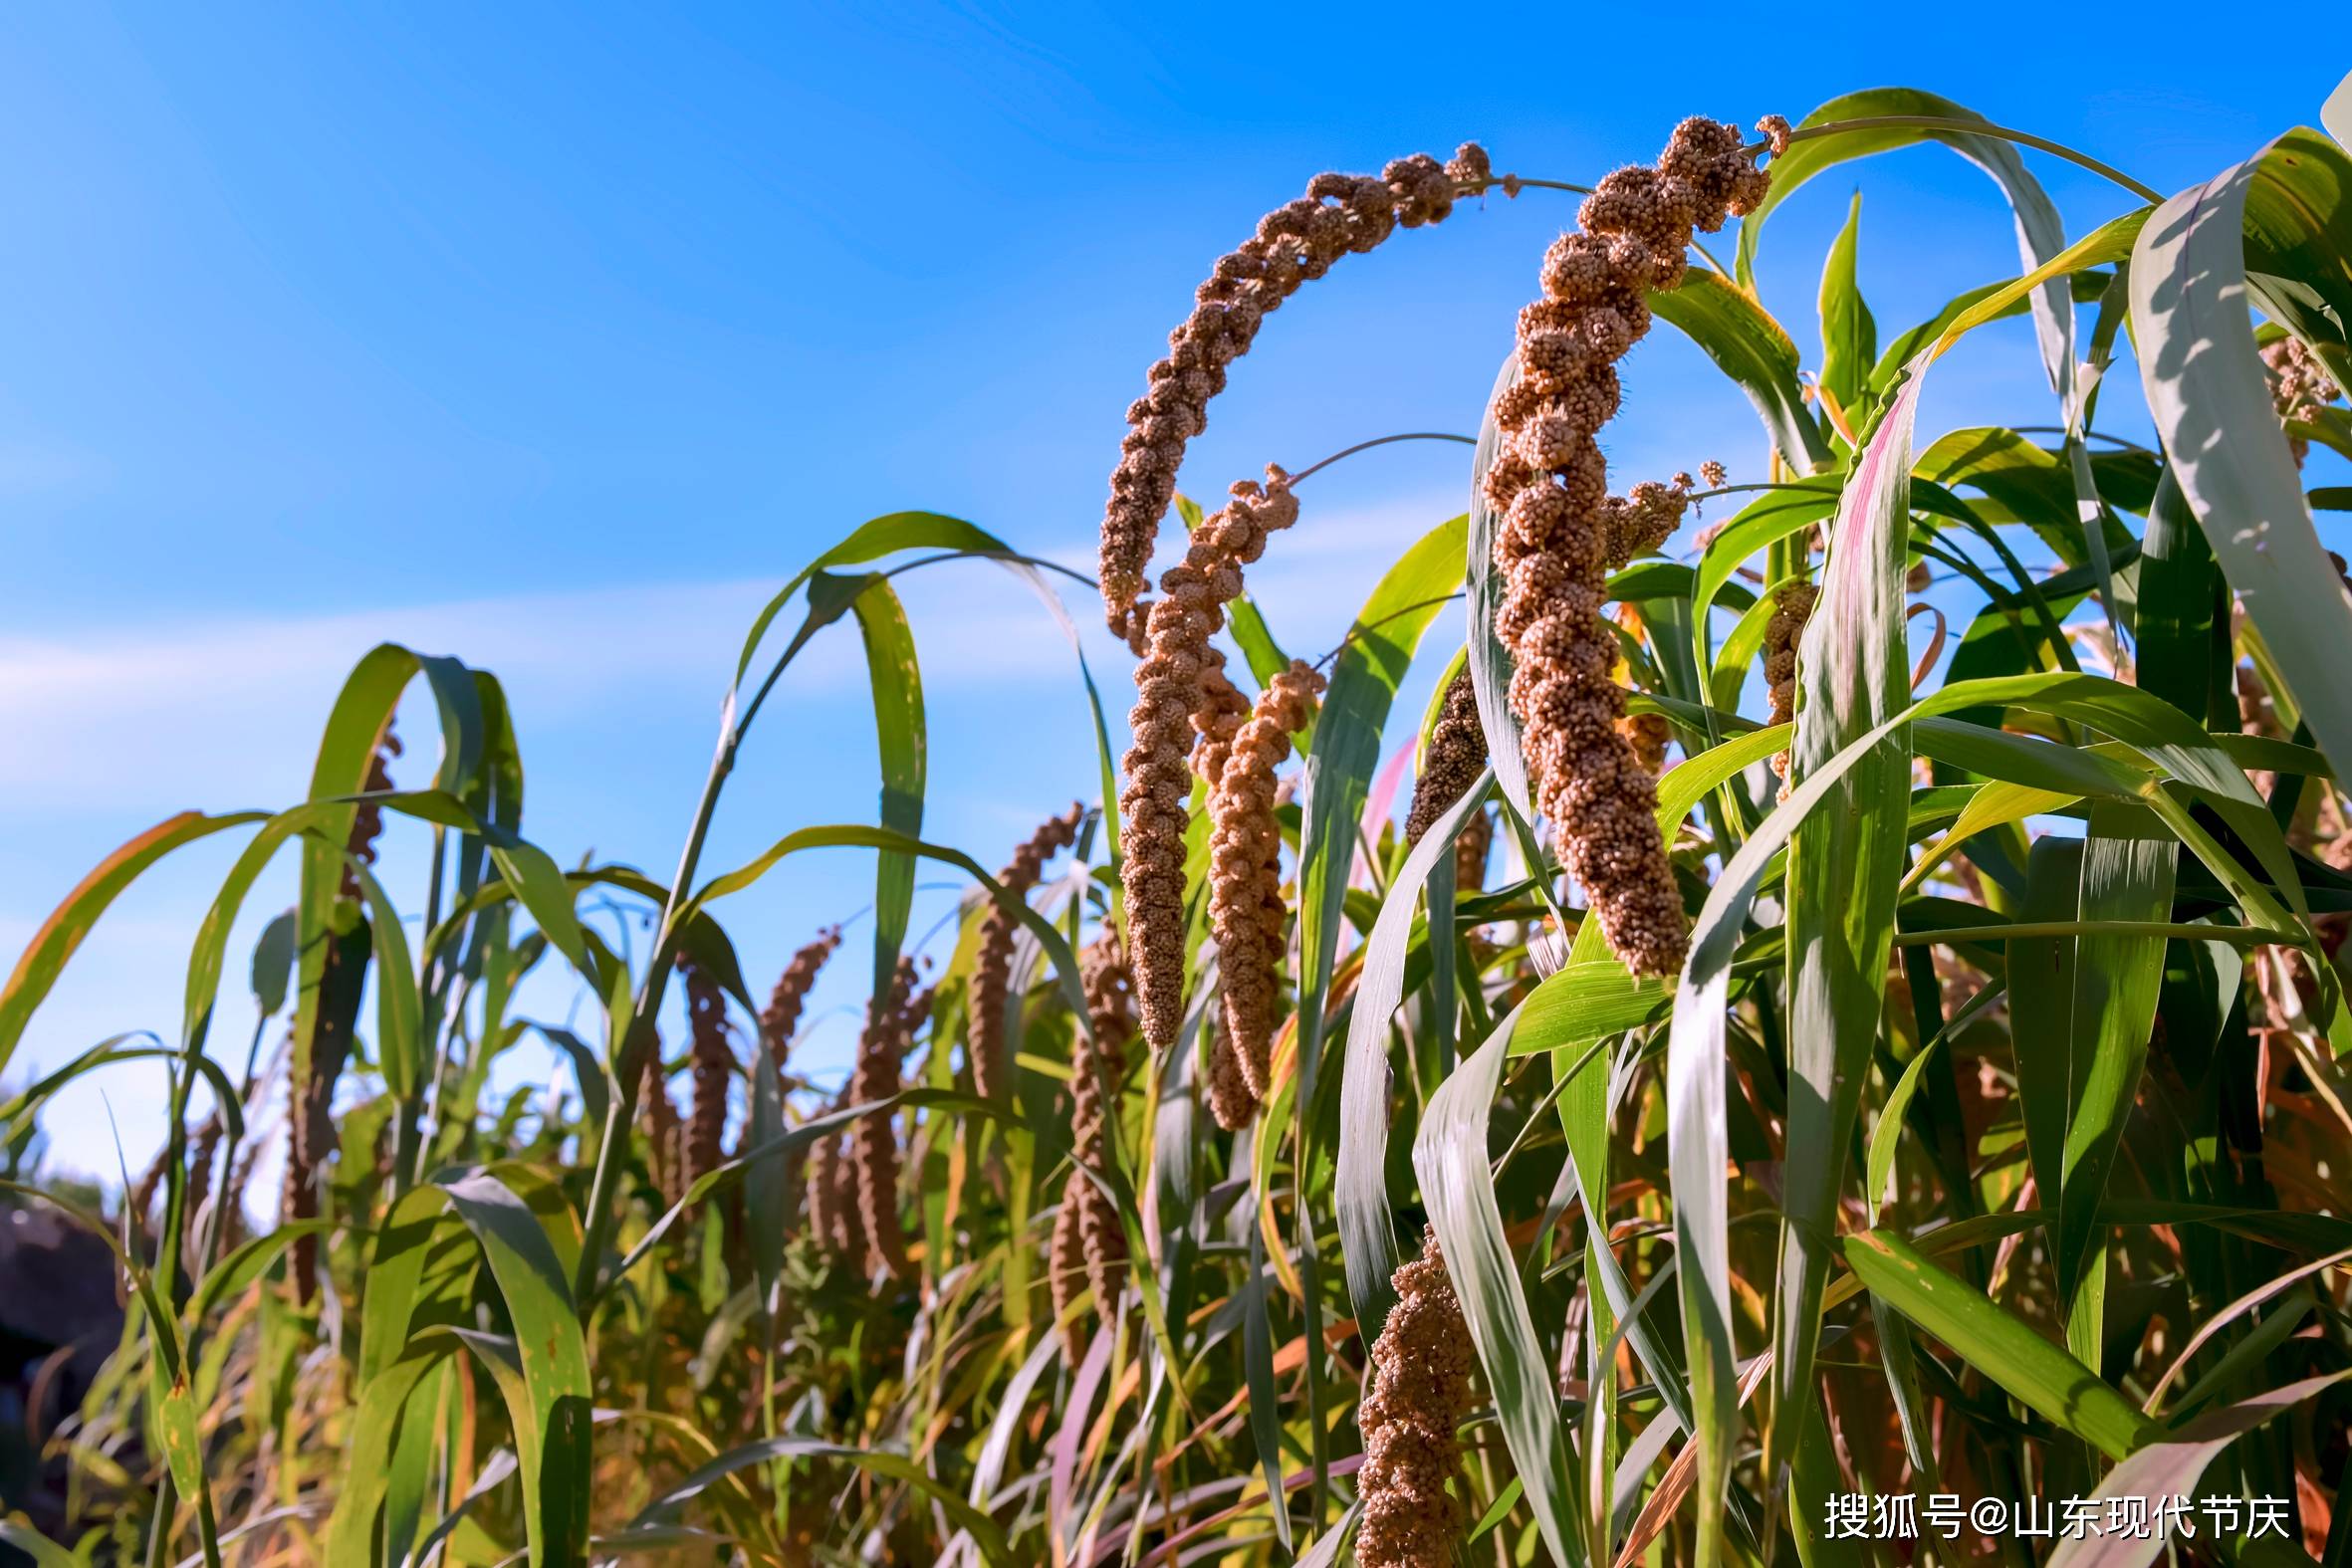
2046,1371,2350,1568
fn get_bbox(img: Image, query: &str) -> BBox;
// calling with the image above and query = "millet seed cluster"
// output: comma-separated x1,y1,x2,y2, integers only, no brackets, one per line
1403,669,1490,848
759,925,840,1069
1118,471,1301,1060
1051,934,1139,1357
680,957,731,1194
1205,658,1324,1130
1356,1228,1480,1568
1482,116,1781,976
969,804,1085,1102
1765,580,1817,781
1097,146,1493,638
287,724,400,1302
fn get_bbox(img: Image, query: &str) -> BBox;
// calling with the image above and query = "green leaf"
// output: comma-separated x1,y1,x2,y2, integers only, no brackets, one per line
2043,1372,2351,1568
1818,191,1877,419
1669,665,2304,1559
1413,1005,1583,1568
2055,804,2178,1301
1296,515,1466,1099
682,823,1092,1038
1842,1229,2159,1460
1742,88,2077,407
1690,483,1842,681
1866,1034,1942,1226
2132,132,2352,796
848,576,926,998
438,1172,593,1566
2134,469,2223,723
1766,353,1919,1503
0,811,263,1081
630,1437,1010,1566
1336,768,1492,1343
288,647,479,1127
1652,268,1835,470
731,512,1018,688
0,1519,83,1568
248,909,297,1017
323,1348,448,1567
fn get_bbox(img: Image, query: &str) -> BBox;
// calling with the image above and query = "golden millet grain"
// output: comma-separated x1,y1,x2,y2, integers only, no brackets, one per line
851,956,919,1280
1206,659,1324,1129
969,803,1085,1101
1404,670,1489,847
1481,116,1773,977
1357,1228,1479,1568
1121,473,1301,1060
1099,147,1490,634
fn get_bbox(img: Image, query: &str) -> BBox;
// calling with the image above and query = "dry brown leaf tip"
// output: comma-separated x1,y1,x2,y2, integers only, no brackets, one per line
1357,1227,1479,1568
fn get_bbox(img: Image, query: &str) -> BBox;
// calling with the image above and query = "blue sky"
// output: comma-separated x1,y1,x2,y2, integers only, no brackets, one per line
4,3,2344,1188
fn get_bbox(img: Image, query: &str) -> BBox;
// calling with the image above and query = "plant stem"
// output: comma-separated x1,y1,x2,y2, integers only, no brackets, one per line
572,716,737,1311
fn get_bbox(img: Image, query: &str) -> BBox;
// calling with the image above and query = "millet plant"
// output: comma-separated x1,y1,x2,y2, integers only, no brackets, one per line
3,82,2351,1568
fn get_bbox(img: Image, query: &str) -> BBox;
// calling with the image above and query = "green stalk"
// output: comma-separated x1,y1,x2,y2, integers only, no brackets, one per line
572,719,736,1311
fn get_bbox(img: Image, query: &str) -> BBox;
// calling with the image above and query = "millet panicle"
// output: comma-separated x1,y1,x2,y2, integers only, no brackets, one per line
1119,472,1302,1064
679,957,733,1193
1099,146,1494,637
968,804,1085,1101
759,926,841,1068
1356,1228,1480,1568
1481,116,1782,976
1404,670,1490,848
1765,580,1818,780
2263,335,2343,468
851,957,919,1280
1202,659,1324,1130
287,724,400,1300
1051,935,1139,1357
